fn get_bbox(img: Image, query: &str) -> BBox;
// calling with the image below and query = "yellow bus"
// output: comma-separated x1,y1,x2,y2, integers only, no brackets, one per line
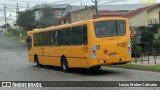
27,17,131,72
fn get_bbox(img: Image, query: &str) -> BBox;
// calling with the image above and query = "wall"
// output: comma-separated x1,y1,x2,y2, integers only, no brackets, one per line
129,11,148,27
34,10,43,20
147,6,160,39
147,6,160,24
34,9,64,21
70,7,95,23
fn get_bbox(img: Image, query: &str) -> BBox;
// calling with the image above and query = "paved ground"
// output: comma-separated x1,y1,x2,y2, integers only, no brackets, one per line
0,34,160,90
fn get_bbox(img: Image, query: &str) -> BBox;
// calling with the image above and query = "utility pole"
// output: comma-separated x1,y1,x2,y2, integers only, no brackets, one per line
16,3,21,37
4,4,7,34
16,3,19,18
91,0,99,18
16,3,18,24
95,0,98,18
27,3,30,10
80,0,83,9
16,3,18,31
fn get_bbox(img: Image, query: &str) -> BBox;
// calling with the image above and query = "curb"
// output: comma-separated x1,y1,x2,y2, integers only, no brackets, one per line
106,65,160,73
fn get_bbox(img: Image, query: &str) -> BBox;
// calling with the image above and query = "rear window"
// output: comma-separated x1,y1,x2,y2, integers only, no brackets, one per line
94,20,126,38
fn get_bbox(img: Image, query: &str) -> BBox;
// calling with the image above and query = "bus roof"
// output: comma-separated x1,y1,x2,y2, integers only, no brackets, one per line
27,17,127,34
27,31,34,35
93,17,127,22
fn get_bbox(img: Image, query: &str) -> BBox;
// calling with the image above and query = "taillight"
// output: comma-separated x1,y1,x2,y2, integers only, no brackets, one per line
92,45,101,59
128,43,131,55
92,45,97,59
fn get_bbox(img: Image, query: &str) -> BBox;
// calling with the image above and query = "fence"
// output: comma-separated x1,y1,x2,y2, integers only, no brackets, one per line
131,50,160,65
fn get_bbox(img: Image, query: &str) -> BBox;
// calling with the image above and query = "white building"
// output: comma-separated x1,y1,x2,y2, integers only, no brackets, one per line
0,18,16,32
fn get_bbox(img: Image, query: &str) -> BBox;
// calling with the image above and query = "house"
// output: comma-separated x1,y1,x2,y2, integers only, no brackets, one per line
58,4,160,41
98,4,151,11
58,4,151,24
57,5,91,24
30,4,88,22
30,4,70,20
122,3,160,40
58,6,95,24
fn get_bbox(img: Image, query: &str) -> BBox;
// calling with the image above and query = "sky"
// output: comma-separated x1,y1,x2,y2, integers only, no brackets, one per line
0,0,160,19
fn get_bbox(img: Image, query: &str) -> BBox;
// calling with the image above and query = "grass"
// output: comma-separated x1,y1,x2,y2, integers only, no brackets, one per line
4,29,27,43
109,64,160,72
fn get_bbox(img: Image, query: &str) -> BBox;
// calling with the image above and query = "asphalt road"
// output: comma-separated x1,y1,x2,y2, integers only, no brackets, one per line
0,34,160,90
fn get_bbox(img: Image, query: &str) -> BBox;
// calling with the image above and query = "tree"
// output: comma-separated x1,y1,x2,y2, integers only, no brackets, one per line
153,36,160,51
140,32,154,44
36,6,58,28
1,23,11,29
17,6,58,30
153,40,160,51
17,10,36,31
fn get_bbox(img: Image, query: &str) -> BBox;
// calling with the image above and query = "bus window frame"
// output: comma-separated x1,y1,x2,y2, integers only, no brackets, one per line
74,26,82,45
82,24,88,45
46,31,53,46
27,36,32,50
62,28,72,46
94,20,126,38
32,24,88,47
53,29,62,46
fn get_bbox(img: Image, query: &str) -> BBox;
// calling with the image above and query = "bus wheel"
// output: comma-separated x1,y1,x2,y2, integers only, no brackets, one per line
35,55,42,67
89,66,101,70
61,57,69,73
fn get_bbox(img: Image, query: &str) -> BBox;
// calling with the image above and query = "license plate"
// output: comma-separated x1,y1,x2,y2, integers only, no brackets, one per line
110,54,116,58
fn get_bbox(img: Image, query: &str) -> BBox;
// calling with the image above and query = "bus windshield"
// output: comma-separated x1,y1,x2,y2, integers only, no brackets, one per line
94,20,126,38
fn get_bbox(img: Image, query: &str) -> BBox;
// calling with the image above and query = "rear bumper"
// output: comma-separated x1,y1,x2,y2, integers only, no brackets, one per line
90,56,131,67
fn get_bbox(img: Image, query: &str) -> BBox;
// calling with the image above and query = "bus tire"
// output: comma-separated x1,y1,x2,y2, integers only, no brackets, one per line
61,57,69,73
34,55,42,67
89,66,101,70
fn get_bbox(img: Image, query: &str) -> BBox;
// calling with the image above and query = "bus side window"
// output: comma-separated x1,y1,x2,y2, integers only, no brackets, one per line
83,25,88,45
72,26,83,45
62,28,72,45
33,33,38,46
51,31,54,45
46,31,52,46
54,30,62,46
58,30,62,45
39,33,43,46
68,28,72,45
43,32,47,46
53,31,57,45
36,33,41,46
62,29,67,45
52,31,55,45
72,27,76,45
